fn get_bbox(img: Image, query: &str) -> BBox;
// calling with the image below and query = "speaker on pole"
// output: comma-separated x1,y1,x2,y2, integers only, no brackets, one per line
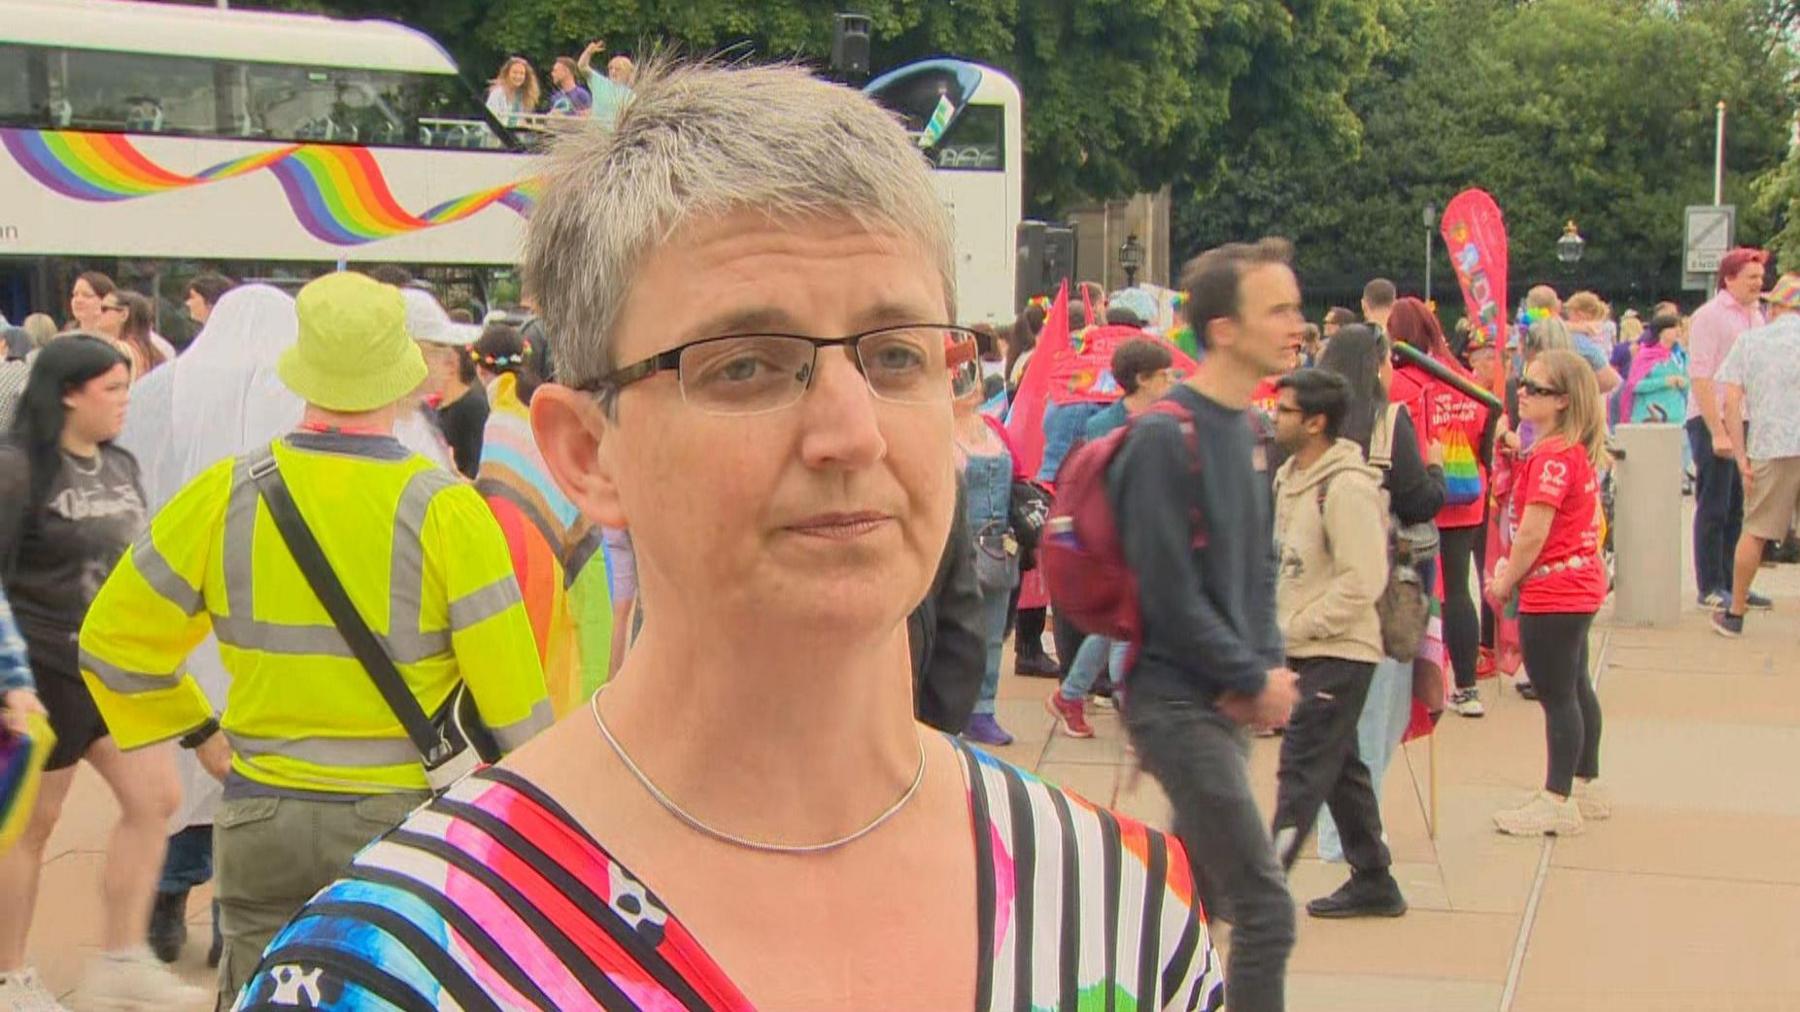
831,14,872,82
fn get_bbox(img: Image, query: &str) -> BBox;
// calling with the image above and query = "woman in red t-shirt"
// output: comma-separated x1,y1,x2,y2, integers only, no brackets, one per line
1483,349,1608,837
1388,299,1494,715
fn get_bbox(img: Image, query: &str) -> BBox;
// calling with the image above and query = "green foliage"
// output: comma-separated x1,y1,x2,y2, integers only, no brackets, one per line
1178,0,1798,308
254,0,1387,217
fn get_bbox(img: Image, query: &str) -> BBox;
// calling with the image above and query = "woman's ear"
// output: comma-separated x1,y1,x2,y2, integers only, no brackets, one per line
531,385,628,529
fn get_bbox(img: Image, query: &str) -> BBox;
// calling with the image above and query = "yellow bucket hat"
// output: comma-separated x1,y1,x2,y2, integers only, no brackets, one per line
279,273,427,413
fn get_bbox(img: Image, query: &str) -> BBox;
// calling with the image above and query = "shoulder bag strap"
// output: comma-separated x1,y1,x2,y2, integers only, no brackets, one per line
246,449,448,765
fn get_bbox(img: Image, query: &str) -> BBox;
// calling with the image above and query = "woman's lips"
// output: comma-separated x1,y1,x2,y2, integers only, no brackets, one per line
785,511,895,540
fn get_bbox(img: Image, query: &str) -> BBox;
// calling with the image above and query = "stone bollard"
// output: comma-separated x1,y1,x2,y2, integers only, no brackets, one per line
1611,423,1684,626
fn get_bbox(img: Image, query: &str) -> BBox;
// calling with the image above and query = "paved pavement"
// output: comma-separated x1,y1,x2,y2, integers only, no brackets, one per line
22,533,1800,1010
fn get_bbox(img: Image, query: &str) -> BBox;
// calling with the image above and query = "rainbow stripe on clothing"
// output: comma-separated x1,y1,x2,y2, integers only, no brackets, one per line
1,128,535,246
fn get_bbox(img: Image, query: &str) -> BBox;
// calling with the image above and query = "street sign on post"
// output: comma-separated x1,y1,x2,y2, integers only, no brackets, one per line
1683,205,1735,292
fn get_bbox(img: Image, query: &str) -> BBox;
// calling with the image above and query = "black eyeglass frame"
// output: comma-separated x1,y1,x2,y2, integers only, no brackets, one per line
574,324,982,402
1519,379,1565,398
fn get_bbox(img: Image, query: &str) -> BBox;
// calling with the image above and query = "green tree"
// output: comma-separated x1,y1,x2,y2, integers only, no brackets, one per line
255,0,1389,217
1179,0,1797,309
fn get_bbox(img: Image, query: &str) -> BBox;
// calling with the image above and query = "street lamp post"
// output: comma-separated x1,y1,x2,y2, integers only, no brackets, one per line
1557,220,1585,285
1119,233,1144,289
1423,203,1437,300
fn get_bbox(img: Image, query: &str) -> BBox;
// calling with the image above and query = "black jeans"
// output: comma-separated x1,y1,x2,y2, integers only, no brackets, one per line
1014,604,1046,657
1687,416,1743,598
1124,684,1295,1012
1440,525,1483,689
1052,611,1085,681
1270,657,1390,876
1519,612,1601,796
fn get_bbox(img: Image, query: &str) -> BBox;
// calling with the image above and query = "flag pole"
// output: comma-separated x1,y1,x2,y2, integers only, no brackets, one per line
1429,722,1439,840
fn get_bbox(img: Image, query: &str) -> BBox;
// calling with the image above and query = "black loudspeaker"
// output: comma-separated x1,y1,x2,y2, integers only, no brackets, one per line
1015,220,1046,314
1043,224,1077,301
831,14,872,80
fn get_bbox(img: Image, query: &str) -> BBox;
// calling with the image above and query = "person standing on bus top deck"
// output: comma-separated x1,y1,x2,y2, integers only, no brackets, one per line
95,290,171,381
485,56,541,128
549,57,592,116
77,272,551,1007
68,271,115,335
579,40,636,128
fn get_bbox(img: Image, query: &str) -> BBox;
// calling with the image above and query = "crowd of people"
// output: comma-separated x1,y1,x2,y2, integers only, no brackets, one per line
0,56,1795,1012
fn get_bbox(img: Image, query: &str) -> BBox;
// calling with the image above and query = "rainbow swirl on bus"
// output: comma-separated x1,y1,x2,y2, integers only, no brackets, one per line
0,129,535,247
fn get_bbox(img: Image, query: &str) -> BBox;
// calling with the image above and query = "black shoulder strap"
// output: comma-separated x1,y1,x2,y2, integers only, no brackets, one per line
246,448,445,763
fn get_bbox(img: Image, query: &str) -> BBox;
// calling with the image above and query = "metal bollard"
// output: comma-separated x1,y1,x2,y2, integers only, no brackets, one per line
1611,423,1684,626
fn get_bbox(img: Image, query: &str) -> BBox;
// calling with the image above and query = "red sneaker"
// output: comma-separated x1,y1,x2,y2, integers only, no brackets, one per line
1475,646,1497,680
1046,692,1094,738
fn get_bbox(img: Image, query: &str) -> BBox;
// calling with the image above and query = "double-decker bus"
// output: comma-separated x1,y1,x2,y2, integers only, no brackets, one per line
0,0,531,334
864,59,1022,328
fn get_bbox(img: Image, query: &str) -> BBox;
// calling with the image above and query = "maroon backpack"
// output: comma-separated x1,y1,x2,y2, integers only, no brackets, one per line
1039,399,1204,676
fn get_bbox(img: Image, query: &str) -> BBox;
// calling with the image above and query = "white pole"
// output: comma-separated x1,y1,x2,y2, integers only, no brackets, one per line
1715,101,1727,206
1425,228,1433,300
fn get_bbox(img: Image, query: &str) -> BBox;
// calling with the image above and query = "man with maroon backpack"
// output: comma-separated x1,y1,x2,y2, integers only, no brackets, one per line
1106,239,1304,1011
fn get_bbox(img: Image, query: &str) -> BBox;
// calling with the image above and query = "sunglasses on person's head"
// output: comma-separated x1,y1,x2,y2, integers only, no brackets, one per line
1520,379,1563,398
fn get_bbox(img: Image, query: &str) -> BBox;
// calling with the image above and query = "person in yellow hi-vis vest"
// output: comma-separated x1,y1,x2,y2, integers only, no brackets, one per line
78,271,551,1008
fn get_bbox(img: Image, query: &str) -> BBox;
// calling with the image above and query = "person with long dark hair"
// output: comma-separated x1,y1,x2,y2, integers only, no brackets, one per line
0,335,206,1009
94,289,167,380
1388,298,1494,718
1310,325,1446,869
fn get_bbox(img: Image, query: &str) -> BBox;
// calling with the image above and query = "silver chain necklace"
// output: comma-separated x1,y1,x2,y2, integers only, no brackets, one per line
589,688,927,855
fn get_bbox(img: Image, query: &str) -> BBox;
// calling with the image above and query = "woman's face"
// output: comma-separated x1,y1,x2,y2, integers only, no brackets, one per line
70,279,102,329
95,294,127,339
535,211,957,638
63,363,131,443
507,62,529,89
1519,360,1566,428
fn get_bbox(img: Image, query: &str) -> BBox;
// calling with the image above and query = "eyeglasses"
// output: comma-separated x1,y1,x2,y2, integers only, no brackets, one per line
1519,379,1563,398
99,304,126,315
581,325,981,416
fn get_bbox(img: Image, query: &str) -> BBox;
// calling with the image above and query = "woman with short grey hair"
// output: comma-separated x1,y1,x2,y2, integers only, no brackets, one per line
236,61,1223,1010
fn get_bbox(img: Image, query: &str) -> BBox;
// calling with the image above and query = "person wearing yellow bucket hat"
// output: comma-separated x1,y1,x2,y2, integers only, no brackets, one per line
278,272,428,414
78,270,551,1005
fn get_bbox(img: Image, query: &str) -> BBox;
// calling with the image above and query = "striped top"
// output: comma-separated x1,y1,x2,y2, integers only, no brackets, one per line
234,738,1224,1011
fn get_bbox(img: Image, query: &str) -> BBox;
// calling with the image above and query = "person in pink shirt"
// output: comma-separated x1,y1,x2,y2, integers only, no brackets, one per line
1686,247,1772,609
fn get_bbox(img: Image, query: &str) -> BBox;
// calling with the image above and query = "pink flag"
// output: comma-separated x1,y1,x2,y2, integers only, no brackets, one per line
1005,281,1069,481
1439,189,1510,397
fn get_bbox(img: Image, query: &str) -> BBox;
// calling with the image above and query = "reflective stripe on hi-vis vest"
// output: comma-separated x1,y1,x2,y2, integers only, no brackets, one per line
78,436,552,795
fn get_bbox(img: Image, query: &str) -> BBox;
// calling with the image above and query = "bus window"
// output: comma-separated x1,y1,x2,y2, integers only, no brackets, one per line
0,45,39,126
54,49,218,134
244,64,410,145
928,104,1003,171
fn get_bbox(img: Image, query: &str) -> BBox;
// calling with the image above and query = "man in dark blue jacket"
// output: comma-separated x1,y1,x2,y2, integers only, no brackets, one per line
1112,237,1304,1012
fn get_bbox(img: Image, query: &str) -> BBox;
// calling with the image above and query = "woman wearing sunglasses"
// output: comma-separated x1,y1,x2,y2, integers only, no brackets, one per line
1484,349,1609,837
94,290,169,381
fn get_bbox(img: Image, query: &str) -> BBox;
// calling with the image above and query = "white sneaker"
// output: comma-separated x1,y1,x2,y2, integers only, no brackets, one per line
1450,688,1486,718
1494,790,1583,837
0,968,71,1012
1572,778,1611,820
74,949,209,1011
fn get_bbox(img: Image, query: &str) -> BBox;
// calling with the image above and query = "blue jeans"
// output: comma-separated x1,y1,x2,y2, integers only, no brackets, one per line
158,823,213,893
974,587,1013,716
1316,655,1411,862
1059,635,1127,701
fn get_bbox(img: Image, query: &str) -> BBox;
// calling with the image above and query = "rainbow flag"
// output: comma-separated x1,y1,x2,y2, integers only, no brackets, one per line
0,713,55,856
1441,429,1484,506
918,95,956,149
475,374,612,715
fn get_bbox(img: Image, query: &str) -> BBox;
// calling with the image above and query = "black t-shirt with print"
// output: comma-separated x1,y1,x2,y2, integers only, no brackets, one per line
0,442,148,643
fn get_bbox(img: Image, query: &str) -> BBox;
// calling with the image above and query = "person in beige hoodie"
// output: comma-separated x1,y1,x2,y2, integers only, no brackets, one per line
1267,369,1407,919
